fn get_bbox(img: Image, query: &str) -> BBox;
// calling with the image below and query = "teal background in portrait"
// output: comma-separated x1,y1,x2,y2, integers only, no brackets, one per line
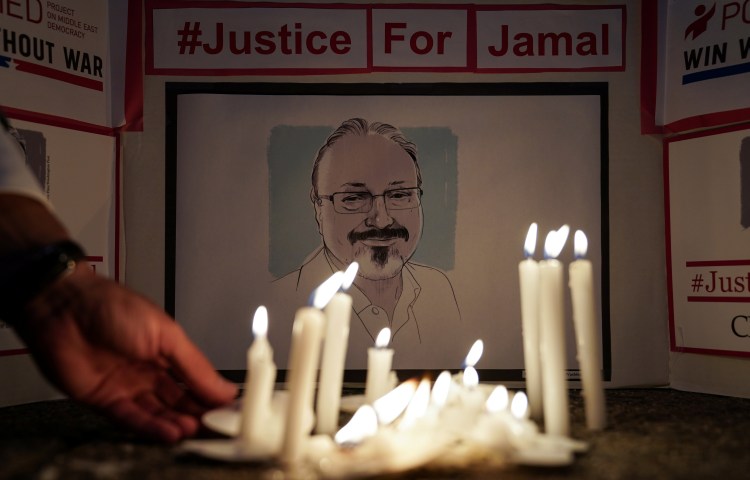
268,125,458,277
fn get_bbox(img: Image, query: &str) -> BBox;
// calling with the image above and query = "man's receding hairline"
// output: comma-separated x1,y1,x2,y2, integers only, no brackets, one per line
311,118,422,198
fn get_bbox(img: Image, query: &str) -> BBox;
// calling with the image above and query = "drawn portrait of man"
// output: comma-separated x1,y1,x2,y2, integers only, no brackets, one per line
274,118,462,368
170,86,605,375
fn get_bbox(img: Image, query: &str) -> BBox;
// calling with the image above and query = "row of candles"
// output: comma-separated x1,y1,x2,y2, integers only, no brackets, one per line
520,223,606,434
199,222,606,475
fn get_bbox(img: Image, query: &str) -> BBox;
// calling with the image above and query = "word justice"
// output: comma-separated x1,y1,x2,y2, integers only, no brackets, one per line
694,270,750,294
193,22,352,55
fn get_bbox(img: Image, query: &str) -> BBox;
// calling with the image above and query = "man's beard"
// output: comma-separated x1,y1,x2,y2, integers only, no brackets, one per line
371,246,390,267
348,227,410,280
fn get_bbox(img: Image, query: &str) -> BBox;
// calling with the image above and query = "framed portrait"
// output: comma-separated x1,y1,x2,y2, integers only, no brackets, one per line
165,82,610,383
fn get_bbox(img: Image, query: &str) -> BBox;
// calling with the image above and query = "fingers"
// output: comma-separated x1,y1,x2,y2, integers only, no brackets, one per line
153,371,207,417
107,394,199,443
158,321,238,407
92,368,204,443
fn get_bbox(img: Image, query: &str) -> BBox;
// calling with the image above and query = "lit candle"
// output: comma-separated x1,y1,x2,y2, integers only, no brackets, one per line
316,263,358,435
281,280,331,463
461,365,486,412
464,339,484,369
397,378,431,430
430,370,452,409
334,404,379,446
518,223,543,421
510,390,530,420
459,339,486,414
239,306,277,450
569,230,607,431
539,226,570,437
485,385,510,414
372,379,417,425
365,328,394,404
506,391,541,450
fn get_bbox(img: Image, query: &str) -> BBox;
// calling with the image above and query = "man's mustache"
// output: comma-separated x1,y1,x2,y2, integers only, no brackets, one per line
348,227,409,244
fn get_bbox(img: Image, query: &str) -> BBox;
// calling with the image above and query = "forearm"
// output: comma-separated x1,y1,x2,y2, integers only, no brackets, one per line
0,194,70,255
0,194,84,328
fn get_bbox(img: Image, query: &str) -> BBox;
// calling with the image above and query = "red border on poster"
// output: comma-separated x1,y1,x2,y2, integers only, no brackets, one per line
123,0,145,132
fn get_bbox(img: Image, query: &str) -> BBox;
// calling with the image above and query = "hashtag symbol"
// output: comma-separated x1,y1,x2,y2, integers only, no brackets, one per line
691,273,704,292
177,22,202,54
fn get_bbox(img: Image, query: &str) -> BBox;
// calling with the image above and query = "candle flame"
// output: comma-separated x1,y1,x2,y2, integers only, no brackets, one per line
544,224,569,259
375,327,391,348
486,385,509,413
510,391,529,419
341,262,359,290
574,230,588,258
431,370,452,408
463,366,479,389
524,223,538,258
398,378,431,430
334,405,378,446
252,305,268,338
312,271,344,309
373,379,417,425
464,339,484,367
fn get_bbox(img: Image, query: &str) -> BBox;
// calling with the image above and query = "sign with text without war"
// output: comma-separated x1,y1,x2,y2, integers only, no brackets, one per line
0,0,114,126
146,2,625,74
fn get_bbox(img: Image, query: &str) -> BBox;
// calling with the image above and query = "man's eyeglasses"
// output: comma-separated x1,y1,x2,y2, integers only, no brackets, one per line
318,187,423,214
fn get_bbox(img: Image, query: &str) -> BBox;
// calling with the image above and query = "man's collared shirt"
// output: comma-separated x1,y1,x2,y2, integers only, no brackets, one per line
273,246,465,369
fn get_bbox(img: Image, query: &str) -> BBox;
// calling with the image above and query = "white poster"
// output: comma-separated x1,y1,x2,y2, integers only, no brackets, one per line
0,0,118,126
666,123,750,357
656,0,750,130
167,83,608,381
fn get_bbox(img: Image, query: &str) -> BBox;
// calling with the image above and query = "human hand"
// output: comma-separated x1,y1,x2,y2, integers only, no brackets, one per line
13,263,238,443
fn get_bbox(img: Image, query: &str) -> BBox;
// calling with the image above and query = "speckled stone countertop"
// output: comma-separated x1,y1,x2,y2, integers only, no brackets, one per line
1,388,749,480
